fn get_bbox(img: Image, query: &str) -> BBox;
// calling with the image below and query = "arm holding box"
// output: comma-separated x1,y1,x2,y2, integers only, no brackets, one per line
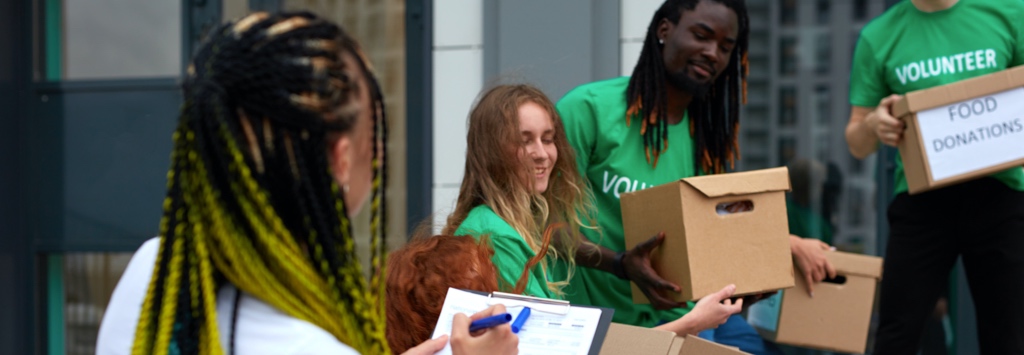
789,235,837,297
574,232,688,310
845,95,904,159
653,284,743,336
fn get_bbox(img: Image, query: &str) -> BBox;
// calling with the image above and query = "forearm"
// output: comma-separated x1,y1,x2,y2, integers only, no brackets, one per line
845,116,879,159
654,316,699,337
574,242,625,278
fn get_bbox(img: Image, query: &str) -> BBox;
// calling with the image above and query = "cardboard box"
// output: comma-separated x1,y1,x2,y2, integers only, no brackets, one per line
892,65,1024,194
620,167,795,303
599,323,749,355
747,251,883,354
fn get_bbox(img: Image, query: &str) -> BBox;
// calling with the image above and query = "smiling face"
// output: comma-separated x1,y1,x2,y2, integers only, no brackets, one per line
658,0,739,98
517,101,558,194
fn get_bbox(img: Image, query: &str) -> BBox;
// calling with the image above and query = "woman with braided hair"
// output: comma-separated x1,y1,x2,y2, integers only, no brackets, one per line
96,12,515,355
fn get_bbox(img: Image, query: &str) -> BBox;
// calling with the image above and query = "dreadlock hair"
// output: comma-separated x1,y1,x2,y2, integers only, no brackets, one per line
626,0,749,173
131,12,390,355
442,84,596,297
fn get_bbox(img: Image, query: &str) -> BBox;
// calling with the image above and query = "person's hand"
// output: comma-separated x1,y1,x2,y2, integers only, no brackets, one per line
683,284,743,334
450,304,518,355
789,235,836,297
865,94,905,147
401,335,449,355
622,232,686,309
731,290,777,311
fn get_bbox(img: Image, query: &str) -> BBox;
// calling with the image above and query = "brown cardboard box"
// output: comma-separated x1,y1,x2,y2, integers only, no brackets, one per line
891,65,1024,194
620,167,795,303
747,251,883,354
599,323,749,355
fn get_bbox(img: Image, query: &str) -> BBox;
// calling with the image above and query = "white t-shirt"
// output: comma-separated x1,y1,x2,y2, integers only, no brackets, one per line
95,238,360,355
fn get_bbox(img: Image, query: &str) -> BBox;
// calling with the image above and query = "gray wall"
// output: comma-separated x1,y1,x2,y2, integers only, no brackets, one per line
483,0,620,101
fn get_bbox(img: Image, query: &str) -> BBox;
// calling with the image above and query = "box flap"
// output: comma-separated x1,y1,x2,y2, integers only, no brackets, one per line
599,323,675,355
827,251,883,279
892,65,1024,118
676,335,751,354
681,167,791,198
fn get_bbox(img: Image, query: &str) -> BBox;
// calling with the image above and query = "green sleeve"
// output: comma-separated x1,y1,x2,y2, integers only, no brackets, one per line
849,35,888,107
488,234,548,297
557,88,598,178
1013,2,1024,66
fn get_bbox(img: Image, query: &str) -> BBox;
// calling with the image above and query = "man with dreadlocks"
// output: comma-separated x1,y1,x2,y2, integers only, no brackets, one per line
556,1,834,354
95,12,516,355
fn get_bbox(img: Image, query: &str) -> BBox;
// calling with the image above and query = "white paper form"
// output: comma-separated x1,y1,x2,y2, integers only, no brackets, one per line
430,288,604,355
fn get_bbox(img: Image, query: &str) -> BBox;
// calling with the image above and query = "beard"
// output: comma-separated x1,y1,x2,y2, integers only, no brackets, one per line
666,69,713,99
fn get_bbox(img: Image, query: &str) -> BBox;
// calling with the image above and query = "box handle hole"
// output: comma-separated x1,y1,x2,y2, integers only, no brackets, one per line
823,275,847,285
715,200,754,215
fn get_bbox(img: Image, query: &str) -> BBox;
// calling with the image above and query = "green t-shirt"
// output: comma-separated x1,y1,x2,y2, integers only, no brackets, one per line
849,0,1024,195
455,205,559,300
555,76,695,327
786,200,833,246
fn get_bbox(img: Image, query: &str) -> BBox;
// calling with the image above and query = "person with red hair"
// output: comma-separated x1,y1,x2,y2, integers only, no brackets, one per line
385,235,517,354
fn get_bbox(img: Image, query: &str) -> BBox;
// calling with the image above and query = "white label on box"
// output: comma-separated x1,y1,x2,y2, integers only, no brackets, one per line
746,291,782,332
915,87,1024,181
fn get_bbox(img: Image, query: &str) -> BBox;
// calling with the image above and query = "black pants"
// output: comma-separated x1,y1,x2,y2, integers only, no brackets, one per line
874,178,1024,355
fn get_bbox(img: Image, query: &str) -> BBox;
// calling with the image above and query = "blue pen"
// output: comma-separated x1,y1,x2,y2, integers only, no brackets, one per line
511,307,531,334
468,312,512,332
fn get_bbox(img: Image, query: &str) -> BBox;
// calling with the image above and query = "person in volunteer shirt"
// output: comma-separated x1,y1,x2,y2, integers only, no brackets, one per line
557,0,834,353
442,84,592,300
845,0,1024,353
442,84,742,336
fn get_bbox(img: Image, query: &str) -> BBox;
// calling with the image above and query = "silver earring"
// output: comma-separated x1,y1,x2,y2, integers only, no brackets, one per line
659,39,664,45
343,184,350,193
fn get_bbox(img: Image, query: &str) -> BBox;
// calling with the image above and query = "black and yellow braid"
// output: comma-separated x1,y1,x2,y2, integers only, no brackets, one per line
625,0,749,173
132,12,389,355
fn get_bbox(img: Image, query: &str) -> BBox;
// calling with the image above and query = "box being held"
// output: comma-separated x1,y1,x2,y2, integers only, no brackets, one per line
620,167,794,303
599,323,749,355
892,65,1024,194
747,251,883,354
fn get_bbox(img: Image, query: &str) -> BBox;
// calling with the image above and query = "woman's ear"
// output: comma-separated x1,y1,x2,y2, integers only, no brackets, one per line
329,135,353,189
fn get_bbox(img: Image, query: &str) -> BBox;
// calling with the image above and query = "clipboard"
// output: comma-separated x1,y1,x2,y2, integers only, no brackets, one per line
433,288,616,355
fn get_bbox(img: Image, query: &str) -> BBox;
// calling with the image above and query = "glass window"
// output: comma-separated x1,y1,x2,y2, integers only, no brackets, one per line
42,0,181,81
815,0,830,25
814,32,831,74
815,85,831,125
854,0,869,22
780,0,797,26
777,137,797,166
779,86,797,127
779,36,798,76
49,253,133,355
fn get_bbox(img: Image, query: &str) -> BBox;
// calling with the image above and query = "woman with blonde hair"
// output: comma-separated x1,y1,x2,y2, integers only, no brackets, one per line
443,84,741,336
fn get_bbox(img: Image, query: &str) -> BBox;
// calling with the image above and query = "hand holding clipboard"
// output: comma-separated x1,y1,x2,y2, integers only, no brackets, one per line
430,288,615,355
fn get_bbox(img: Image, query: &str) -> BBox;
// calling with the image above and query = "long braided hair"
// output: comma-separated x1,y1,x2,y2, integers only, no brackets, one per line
131,12,389,355
626,0,749,173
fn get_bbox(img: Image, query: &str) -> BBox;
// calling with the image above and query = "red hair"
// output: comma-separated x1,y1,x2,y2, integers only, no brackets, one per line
386,226,562,352
385,235,501,353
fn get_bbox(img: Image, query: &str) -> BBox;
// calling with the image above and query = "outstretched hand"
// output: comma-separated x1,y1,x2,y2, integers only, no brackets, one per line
622,232,686,309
